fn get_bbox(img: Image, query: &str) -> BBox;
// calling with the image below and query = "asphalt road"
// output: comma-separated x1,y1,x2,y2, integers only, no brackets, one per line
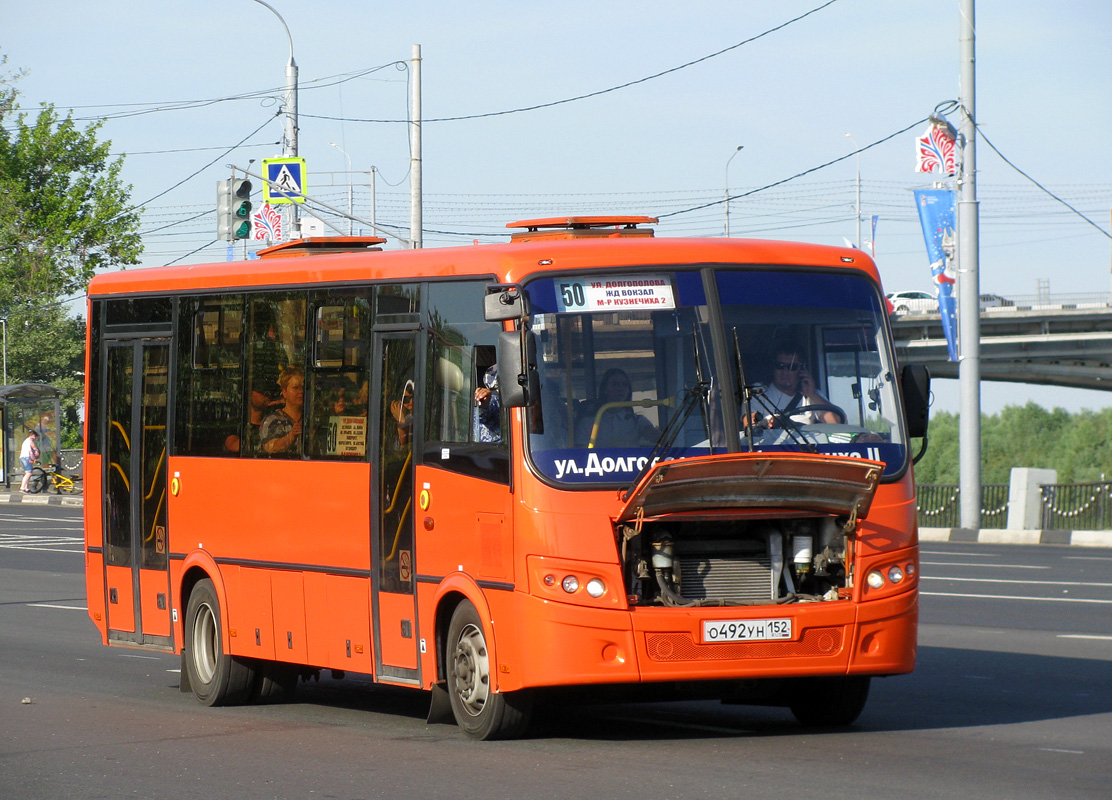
2,505,1111,799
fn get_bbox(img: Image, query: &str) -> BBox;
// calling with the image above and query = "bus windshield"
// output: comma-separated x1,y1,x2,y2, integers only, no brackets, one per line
523,267,906,485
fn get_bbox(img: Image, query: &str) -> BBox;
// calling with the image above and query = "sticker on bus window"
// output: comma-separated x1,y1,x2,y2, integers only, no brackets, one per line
327,415,367,457
555,275,675,313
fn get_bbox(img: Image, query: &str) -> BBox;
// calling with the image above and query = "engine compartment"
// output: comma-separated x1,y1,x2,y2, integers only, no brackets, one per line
619,513,853,607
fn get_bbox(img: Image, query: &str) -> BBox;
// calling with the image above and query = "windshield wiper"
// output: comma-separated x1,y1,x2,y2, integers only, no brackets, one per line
622,327,711,502
733,328,755,452
621,379,709,501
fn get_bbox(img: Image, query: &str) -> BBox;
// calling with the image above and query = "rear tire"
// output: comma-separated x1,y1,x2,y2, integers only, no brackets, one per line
27,468,46,494
183,578,254,706
446,600,533,740
249,660,299,703
788,676,871,727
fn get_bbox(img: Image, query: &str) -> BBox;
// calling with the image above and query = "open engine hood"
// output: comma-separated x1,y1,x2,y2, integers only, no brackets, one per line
615,452,883,523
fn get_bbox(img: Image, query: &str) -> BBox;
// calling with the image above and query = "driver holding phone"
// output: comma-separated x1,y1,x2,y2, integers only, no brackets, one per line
746,343,840,429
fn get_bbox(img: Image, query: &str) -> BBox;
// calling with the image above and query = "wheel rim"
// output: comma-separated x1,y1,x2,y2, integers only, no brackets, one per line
191,602,219,684
452,622,490,717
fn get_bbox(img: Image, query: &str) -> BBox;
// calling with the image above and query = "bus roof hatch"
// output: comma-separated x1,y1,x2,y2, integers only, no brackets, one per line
507,216,658,242
256,236,387,258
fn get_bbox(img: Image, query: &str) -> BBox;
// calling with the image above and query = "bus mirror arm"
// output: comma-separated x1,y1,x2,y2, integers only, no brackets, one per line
484,283,528,322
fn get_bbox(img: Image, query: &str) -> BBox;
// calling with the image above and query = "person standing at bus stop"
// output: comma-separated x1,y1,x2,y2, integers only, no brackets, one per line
19,430,39,493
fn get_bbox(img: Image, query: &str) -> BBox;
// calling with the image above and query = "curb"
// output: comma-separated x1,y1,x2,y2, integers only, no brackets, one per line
0,489,84,507
920,526,1112,549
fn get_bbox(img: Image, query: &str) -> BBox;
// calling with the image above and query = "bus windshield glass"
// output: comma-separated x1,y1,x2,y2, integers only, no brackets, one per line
523,268,906,485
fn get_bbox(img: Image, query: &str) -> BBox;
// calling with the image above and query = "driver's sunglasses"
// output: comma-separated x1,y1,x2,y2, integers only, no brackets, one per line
774,361,801,371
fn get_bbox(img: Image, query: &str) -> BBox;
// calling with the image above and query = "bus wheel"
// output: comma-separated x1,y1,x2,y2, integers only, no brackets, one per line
446,601,533,740
250,661,299,703
183,578,254,707
788,676,871,727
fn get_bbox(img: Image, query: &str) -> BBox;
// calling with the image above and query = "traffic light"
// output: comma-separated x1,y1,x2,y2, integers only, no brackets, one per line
217,178,253,240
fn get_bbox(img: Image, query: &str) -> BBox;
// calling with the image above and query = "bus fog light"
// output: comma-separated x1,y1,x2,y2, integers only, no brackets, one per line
586,578,606,598
866,571,885,589
906,562,916,577
561,575,579,593
543,574,556,587
888,565,904,584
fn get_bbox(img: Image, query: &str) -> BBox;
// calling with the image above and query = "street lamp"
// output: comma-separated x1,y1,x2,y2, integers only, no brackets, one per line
251,0,298,238
724,145,744,238
329,143,354,235
844,132,861,249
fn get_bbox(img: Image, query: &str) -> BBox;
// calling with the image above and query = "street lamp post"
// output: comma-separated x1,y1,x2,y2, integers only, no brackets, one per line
844,132,861,249
251,0,298,239
329,143,354,235
724,145,744,237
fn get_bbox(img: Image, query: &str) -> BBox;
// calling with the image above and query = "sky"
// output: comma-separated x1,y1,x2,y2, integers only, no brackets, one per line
4,0,1111,413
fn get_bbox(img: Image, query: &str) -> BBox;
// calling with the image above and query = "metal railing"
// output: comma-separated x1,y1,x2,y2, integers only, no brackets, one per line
916,484,1009,529
1039,482,1112,530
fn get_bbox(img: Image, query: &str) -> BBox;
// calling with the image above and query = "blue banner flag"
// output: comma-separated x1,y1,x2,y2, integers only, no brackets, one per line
913,189,958,361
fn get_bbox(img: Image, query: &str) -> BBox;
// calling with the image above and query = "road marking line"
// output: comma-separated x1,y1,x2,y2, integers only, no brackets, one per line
922,591,1112,604
923,576,1112,587
1058,634,1112,641
1039,748,1084,754
921,561,1049,569
28,603,87,610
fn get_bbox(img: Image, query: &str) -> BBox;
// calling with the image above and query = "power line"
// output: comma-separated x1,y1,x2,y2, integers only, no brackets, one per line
975,123,1112,240
301,0,844,125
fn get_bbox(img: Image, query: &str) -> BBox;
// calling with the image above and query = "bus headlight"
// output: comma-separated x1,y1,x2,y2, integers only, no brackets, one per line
586,578,606,598
866,570,885,589
561,575,580,593
888,565,905,584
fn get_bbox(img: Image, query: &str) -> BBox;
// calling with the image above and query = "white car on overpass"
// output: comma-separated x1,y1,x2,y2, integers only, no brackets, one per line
886,290,937,314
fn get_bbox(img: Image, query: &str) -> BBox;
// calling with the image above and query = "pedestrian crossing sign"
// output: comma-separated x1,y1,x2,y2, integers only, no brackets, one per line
262,157,307,204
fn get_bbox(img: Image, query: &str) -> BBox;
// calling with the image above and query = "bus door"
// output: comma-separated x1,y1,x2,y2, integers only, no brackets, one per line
102,339,173,647
370,331,421,683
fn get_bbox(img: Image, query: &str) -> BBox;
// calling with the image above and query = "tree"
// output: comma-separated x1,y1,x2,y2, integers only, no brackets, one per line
0,52,143,448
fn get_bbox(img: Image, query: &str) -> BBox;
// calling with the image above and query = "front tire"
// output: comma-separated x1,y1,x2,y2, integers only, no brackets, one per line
788,676,871,727
183,578,255,706
446,601,533,740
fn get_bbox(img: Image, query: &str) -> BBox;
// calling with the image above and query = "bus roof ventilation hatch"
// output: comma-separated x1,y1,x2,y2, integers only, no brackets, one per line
507,215,658,242
256,236,387,259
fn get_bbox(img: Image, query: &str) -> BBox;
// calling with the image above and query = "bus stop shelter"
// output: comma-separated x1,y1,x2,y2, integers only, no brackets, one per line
0,384,62,489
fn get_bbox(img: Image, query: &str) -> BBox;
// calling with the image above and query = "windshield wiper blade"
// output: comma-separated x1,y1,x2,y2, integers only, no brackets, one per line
622,379,709,502
733,327,755,452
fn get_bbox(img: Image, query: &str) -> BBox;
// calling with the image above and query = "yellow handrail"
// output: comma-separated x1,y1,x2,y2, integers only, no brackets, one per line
587,397,676,449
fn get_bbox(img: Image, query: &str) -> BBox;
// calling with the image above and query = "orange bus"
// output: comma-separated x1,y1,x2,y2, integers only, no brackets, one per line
83,216,930,739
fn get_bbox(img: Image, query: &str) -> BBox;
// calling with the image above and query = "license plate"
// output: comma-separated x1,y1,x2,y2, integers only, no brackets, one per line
702,618,792,643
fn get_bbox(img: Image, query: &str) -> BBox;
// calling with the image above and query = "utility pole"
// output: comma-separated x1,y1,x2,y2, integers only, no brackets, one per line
844,133,862,248
724,145,743,237
957,0,982,530
409,45,423,249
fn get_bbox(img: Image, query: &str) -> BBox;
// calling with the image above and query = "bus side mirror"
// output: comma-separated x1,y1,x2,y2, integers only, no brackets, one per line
497,330,539,408
484,284,527,322
901,364,930,439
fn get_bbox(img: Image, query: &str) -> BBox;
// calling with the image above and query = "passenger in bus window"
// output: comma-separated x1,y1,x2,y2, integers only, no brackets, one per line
390,379,415,448
747,341,841,428
247,305,288,454
575,368,657,448
473,364,501,443
261,367,305,455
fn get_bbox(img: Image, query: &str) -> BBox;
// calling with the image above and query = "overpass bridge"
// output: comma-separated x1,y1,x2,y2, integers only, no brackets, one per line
890,292,1112,391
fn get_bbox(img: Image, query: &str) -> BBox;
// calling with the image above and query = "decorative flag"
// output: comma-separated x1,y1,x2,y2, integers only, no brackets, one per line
252,203,283,241
915,124,956,175
913,189,958,361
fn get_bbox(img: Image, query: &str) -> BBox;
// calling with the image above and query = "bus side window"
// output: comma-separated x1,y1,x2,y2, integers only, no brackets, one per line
175,296,244,456
247,292,307,458
307,294,371,460
423,281,509,484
